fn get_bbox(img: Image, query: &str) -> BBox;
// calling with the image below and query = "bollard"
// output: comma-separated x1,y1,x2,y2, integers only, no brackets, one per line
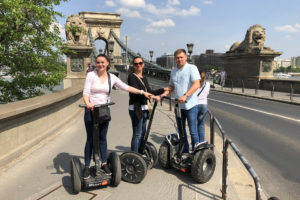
255,80,259,95
290,83,294,101
271,82,274,97
242,80,245,93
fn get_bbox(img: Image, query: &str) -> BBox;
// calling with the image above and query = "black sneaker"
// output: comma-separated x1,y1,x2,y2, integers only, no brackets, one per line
83,166,90,179
101,164,112,175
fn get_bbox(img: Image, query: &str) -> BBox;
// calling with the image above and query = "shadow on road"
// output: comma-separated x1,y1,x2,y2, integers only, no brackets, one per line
52,152,83,175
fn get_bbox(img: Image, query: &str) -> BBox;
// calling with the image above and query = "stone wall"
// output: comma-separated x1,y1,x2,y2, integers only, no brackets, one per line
0,84,84,168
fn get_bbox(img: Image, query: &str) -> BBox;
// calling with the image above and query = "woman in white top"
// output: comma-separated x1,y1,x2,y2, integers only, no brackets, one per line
197,70,210,142
82,54,151,178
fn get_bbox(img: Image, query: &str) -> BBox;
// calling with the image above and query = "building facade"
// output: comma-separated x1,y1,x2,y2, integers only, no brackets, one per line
291,56,300,67
156,53,175,69
193,49,225,70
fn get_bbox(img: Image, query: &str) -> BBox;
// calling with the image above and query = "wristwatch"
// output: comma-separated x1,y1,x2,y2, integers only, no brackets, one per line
140,90,144,95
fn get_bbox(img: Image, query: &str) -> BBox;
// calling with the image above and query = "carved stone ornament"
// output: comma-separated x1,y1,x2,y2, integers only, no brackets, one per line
66,14,88,46
96,27,105,38
227,24,275,54
70,57,84,72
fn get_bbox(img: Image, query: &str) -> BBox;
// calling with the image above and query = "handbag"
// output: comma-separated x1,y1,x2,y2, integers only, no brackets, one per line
98,73,111,123
133,73,153,117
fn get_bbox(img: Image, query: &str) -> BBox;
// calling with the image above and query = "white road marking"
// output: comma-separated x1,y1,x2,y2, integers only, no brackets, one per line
209,98,300,123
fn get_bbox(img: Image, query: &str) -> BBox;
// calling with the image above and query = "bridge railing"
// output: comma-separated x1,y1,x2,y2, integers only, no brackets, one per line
211,76,300,103
206,110,264,200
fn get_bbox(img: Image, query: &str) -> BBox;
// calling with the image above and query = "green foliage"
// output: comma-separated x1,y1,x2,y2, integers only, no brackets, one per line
0,0,68,103
274,66,300,73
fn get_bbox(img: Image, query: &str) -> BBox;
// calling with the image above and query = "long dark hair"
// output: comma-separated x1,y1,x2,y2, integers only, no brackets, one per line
96,54,110,71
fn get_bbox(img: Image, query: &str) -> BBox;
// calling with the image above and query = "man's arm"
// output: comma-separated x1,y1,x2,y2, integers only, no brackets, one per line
178,79,200,103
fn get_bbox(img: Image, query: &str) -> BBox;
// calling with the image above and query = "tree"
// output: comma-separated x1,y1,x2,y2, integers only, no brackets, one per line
0,0,69,103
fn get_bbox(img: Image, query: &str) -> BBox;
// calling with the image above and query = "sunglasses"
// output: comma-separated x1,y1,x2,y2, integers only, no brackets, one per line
133,62,144,66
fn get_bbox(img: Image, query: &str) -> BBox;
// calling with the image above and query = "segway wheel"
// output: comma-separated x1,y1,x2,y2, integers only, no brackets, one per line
108,152,121,186
191,149,216,183
145,142,158,169
158,141,171,169
70,157,82,194
120,152,147,183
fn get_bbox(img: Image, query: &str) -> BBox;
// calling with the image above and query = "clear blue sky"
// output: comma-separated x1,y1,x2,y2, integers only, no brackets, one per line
54,0,300,60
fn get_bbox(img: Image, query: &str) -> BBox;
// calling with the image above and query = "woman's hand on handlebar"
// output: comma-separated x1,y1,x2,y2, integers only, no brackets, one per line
86,102,94,110
143,91,152,99
150,95,161,101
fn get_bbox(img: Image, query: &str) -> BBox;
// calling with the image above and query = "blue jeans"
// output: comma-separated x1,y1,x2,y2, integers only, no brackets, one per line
177,105,199,152
84,108,109,166
129,110,148,153
197,104,207,142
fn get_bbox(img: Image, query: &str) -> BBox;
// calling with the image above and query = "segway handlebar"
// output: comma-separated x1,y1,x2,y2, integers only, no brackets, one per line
79,102,115,108
161,96,186,103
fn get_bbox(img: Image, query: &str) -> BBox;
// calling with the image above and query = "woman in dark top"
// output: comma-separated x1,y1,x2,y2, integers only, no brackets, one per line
128,56,166,153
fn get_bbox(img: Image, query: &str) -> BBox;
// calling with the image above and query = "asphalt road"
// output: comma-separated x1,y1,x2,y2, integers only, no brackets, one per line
207,91,300,200
131,72,300,200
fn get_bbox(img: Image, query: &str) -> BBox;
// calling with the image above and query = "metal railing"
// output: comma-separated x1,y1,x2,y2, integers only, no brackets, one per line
213,78,299,103
159,97,275,200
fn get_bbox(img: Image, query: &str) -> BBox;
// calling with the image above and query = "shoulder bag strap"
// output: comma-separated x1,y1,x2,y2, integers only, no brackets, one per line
133,73,147,92
107,72,111,95
197,81,206,96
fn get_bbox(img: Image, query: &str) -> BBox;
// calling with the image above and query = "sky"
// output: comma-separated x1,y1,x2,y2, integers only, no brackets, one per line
54,0,300,60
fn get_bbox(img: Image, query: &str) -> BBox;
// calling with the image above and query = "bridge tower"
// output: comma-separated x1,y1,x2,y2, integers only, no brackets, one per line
64,12,123,87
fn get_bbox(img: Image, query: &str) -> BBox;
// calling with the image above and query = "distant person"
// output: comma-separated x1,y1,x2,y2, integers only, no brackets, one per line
197,70,210,143
86,63,95,73
127,56,166,153
220,68,226,87
210,69,216,79
82,54,151,179
161,49,200,152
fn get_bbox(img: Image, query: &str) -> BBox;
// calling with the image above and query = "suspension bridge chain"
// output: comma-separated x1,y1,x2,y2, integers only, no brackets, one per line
87,28,98,66
108,29,170,72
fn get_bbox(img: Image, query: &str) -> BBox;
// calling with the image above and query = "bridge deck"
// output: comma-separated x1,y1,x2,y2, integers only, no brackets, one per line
0,89,266,200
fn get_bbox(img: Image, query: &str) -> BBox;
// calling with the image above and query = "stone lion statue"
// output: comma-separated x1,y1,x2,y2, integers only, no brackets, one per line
65,14,87,45
227,24,274,54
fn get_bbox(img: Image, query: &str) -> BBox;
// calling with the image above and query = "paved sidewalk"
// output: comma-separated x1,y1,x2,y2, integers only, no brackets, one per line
210,81,300,105
27,90,267,200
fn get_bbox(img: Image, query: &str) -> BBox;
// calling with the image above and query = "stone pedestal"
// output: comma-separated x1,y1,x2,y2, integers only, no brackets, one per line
64,46,93,88
222,52,281,88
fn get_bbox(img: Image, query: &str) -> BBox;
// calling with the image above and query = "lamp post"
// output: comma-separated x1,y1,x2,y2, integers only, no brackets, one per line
149,50,154,63
186,43,194,63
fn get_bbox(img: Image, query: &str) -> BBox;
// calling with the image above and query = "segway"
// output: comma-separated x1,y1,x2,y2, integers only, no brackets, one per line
119,100,159,183
158,97,216,183
70,102,121,194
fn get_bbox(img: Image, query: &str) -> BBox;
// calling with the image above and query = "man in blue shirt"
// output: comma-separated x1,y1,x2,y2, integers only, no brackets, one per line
161,49,200,152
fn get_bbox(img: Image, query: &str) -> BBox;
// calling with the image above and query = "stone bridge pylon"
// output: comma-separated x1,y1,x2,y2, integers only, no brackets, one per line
64,12,123,86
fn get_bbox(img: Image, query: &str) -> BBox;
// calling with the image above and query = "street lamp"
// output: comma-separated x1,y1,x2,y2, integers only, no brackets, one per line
186,43,194,63
149,50,154,63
